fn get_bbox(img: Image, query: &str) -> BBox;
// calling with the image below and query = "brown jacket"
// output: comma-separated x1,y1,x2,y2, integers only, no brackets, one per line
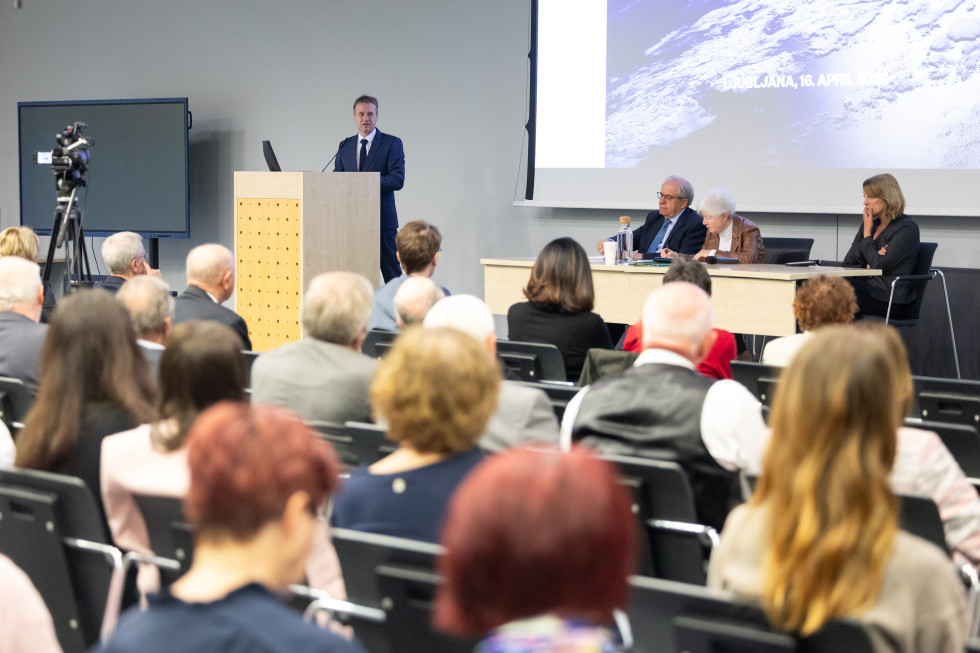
701,214,766,263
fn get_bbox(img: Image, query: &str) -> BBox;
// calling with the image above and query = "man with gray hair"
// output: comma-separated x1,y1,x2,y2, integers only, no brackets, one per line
423,294,559,452
0,257,47,392
393,276,444,329
172,244,251,350
560,281,767,530
597,175,706,258
117,275,174,370
251,271,378,425
98,231,161,293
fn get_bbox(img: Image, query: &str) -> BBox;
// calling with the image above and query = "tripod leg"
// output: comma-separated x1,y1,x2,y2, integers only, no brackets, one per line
42,206,66,286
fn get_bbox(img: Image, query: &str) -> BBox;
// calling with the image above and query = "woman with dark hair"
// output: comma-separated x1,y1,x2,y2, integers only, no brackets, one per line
331,327,499,543
708,326,966,650
842,173,920,318
96,403,364,653
434,447,636,651
507,238,613,381
15,289,156,525
101,320,247,594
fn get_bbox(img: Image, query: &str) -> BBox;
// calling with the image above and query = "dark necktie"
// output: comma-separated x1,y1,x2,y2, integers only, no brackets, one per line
358,138,368,171
647,219,671,253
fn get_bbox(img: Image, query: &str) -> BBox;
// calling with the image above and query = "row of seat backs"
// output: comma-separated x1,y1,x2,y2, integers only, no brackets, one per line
362,330,569,383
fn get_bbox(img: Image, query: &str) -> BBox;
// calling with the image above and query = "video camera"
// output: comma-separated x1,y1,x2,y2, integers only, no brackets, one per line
34,121,93,194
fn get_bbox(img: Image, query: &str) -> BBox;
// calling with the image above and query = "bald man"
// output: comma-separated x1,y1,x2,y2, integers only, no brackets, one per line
393,276,444,329
560,281,767,530
172,244,251,350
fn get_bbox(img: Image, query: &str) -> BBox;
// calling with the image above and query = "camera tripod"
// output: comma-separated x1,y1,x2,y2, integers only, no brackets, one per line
42,186,92,291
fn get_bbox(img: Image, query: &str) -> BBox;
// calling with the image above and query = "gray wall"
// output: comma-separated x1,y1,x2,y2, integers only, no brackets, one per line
2,1,977,328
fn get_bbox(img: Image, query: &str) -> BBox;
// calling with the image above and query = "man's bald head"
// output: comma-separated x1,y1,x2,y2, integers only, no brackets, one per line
422,294,497,356
641,281,713,361
186,244,235,302
117,275,174,343
394,276,444,329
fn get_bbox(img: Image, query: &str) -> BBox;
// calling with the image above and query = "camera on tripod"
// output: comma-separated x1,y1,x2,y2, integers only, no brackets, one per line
33,121,93,196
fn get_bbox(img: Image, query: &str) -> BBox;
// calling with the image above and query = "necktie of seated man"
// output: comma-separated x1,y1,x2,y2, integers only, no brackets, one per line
648,220,671,253
358,139,368,171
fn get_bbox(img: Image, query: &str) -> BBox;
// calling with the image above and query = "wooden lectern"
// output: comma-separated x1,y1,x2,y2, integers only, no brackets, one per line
233,171,380,352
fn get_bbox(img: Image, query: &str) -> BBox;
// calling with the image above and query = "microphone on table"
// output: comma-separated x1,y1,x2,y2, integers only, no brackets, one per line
321,137,350,172
704,256,738,264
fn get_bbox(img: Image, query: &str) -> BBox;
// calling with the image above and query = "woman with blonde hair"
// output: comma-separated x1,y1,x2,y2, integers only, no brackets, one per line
708,325,966,650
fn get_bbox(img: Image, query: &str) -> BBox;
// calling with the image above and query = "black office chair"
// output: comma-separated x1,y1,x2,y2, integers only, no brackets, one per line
496,339,567,382
762,237,814,265
881,242,960,379
132,494,193,587
911,419,980,479
0,375,34,433
730,361,782,408
917,390,980,430
361,329,399,357
240,350,259,389
344,421,397,466
602,454,718,584
308,420,359,467
0,468,126,652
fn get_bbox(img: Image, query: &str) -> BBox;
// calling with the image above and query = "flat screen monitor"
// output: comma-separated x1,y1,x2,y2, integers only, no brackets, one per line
18,98,190,238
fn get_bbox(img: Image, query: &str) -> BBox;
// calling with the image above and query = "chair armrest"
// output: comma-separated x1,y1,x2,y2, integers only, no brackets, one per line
648,519,720,549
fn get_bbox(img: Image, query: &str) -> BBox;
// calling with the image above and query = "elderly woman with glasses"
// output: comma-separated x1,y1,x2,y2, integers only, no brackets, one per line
663,188,766,264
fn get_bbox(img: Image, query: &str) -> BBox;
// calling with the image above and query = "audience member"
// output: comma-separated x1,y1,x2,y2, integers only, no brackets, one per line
0,553,61,653
507,237,613,382
117,275,175,373
0,225,55,322
251,271,377,425
762,275,857,366
843,173,920,318
331,327,498,542
393,275,444,328
561,281,767,530
15,289,156,529
435,448,636,650
172,244,251,350
424,295,559,451
708,326,966,649
664,188,765,263
0,257,48,392
99,232,161,294
862,321,980,567
95,403,364,653
368,220,447,331
622,258,737,380
101,320,246,595
597,175,705,258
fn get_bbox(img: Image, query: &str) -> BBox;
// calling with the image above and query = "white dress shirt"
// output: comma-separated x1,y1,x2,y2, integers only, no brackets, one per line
355,128,377,169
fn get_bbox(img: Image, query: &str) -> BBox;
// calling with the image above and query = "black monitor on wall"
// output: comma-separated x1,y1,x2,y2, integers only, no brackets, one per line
18,98,191,238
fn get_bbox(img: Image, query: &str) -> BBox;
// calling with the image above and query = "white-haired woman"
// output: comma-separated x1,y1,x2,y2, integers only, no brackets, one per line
665,188,765,263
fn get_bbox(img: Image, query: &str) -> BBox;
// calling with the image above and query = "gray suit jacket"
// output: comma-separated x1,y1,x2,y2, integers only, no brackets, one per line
0,311,48,392
479,380,560,452
250,338,378,425
173,285,252,350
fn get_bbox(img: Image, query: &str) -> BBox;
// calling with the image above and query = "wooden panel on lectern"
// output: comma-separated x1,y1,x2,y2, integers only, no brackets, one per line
236,198,302,352
234,171,380,352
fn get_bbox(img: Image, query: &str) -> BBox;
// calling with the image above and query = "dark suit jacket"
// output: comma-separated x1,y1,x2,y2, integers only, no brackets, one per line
172,285,252,350
701,214,766,263
0,311,48,392
334,129,405,231
633,206,707,257
842,214,919,303
98,275,127,294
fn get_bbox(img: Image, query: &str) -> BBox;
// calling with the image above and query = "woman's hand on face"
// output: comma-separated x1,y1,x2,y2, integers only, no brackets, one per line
863,206,875,237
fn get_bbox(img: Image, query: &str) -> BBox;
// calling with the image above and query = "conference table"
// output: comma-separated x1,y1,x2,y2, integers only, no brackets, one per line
482,258,881,337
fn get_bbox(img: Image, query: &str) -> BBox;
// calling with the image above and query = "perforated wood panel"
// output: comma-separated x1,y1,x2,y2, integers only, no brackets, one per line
236,198,302,351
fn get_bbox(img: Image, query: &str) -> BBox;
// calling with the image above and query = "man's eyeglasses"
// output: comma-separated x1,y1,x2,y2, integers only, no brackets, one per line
657,192,682,200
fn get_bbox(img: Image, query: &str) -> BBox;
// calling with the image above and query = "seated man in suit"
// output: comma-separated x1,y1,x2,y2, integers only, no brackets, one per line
393,276,444,329
0,256,48,393
117,275,174,374
98,231,161,293
251,271,378,425
172,244,251,350
423,294,559,452
598,175,706,259
368,220,448,331
561,281,768,530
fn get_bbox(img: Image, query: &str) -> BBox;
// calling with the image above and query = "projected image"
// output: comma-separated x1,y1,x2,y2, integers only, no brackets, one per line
605,0,980,170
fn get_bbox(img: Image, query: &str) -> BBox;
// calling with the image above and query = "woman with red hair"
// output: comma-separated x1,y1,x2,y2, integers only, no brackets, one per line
96,403,365,653
435,447,636,651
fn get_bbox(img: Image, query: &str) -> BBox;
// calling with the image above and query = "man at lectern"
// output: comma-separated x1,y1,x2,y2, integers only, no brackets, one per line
334,94,405,283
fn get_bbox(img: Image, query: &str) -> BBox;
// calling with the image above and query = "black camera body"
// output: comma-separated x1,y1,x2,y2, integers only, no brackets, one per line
39,121,93,194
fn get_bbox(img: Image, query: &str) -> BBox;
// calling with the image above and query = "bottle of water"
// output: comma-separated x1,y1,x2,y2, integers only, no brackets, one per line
616,216,633,265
